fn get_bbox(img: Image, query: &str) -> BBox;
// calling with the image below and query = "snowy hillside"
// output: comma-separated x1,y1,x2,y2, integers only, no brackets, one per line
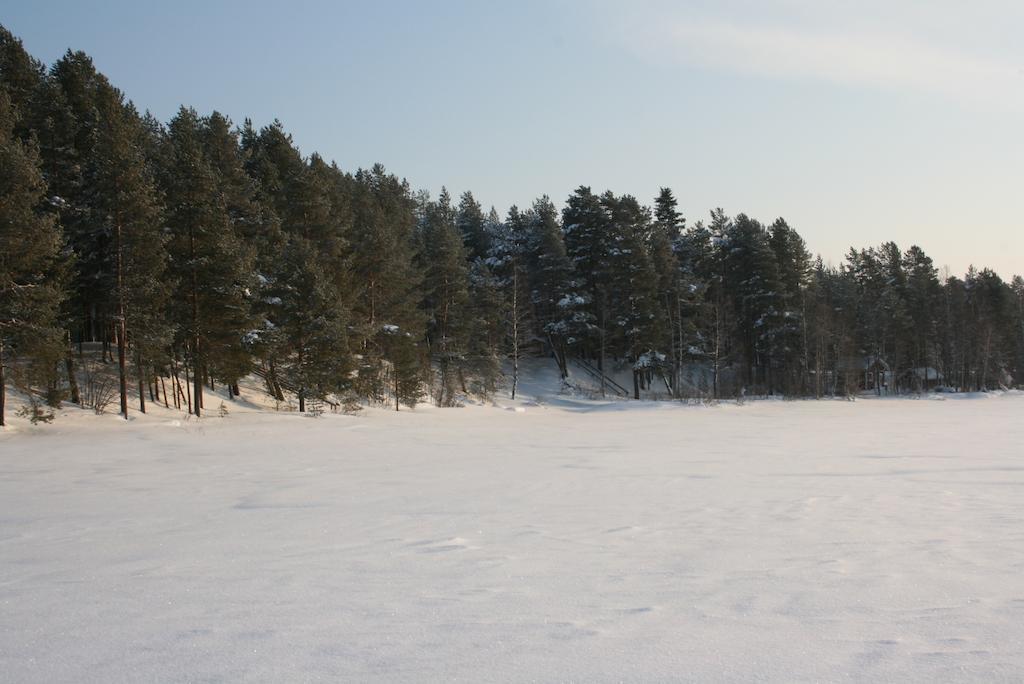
2,365,1023,682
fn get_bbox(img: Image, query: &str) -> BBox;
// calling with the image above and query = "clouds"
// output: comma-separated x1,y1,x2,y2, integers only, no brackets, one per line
608,1,1024,111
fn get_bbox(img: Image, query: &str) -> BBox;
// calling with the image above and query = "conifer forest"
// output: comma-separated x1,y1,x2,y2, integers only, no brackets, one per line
2,25,1022,426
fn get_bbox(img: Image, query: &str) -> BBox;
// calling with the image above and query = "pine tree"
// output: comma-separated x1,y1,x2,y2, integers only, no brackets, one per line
263,237,350,411
344,165,425,405
88,90,169,418
902,245,941,390
418,188,471,405
0,91,65,426
456,190,490,263
235,120,359,411
964,268,1014,390
650,187,700,397
690,209,734,397
488,206,532,398
0,25,45,140
38,51,114,357
532,197,591,378
160,107,254,416
878,242,914,391
601,192,660,398
1011,276,1024,386
768,218,811,394
722,214,783,393
382,325,425,410
464,257,504,397
562,186,609,361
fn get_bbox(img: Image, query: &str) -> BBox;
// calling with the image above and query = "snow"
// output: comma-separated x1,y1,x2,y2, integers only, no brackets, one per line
2,370,1024,681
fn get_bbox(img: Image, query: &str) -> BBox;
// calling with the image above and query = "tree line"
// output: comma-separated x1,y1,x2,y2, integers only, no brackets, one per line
2,26,1022,425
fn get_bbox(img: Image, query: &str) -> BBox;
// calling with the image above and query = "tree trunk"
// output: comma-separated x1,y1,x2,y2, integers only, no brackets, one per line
135,349,146,414
0,339,6,427
599,296,607,398
189,222,202,417
192,350,202,417
115,220,129,420
184,364,192,415
267,361,285,401
116,319,128,419
712,304,721,400
170,359,185,410
65,331,81,405
511,272,519,400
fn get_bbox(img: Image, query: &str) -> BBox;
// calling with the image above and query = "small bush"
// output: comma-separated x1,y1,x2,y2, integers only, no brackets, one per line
16,401,54,425
81,363,116,414
306,398,324,418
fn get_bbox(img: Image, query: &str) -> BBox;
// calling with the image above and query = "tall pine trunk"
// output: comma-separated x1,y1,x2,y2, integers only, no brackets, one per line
65,331,81,405
394,362,400,411
135,348,146,414
511,275,519,401
189,223,202,417
184,363,192,414
115,220,129,420
0,339,6,427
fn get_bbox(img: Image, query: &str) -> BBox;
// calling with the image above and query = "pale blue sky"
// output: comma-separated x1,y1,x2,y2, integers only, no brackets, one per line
6,0,1022,278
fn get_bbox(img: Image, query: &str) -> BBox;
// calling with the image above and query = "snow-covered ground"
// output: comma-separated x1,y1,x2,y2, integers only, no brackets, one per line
2,365,1024,682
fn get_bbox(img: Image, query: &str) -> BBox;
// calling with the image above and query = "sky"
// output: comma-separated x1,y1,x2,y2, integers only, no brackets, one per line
5,0,1023,278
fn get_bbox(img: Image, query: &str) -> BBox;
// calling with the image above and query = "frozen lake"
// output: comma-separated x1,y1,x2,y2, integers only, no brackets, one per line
2,389,1023,682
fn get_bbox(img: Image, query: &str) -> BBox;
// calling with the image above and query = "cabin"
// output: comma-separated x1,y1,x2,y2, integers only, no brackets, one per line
836,355,891,394
901,367,944,392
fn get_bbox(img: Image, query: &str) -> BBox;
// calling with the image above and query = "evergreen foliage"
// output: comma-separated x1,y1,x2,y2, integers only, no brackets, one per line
0,90,65,426
0,23,1021,421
